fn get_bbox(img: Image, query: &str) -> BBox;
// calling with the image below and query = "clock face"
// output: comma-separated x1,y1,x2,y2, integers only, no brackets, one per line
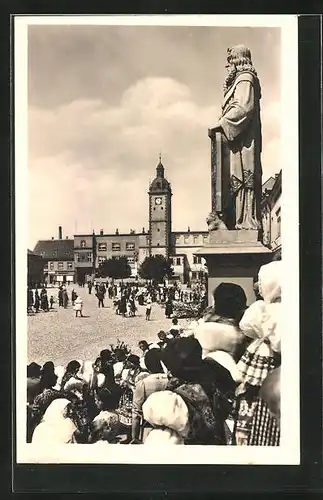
155,197,162,205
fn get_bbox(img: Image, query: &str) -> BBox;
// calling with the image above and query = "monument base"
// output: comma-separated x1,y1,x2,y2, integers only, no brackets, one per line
196,230,273,306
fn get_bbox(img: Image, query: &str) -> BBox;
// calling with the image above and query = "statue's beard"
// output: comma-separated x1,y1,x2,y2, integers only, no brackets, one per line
223,66,237,93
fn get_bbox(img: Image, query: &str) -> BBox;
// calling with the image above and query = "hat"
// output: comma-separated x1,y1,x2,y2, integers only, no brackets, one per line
162,337,203,380
212,283,247,321
127,354,140,366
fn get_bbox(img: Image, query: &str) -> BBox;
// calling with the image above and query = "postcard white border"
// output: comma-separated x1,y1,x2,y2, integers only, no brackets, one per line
15,14,299,465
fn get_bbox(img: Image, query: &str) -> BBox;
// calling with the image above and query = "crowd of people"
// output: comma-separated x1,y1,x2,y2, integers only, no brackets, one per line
26,261,281,446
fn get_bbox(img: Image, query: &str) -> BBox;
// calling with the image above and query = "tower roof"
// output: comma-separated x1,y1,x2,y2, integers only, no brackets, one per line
149,155,171,193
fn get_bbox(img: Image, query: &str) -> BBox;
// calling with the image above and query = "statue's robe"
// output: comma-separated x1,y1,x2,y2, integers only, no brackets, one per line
219,71,263,230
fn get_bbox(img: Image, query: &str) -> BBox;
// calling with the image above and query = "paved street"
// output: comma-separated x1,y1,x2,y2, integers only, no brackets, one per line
28,285,191,366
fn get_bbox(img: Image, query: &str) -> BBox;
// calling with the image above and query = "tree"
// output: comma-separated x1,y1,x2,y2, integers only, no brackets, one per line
138,255,174,283
98,256,131,279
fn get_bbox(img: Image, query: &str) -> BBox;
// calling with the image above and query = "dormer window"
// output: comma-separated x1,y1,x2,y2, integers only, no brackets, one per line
80,240,86,248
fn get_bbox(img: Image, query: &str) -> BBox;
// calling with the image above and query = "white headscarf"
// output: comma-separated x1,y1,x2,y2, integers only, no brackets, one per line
144,428,184,445
32,398,77,444
258,261,281,304
239,260,282,354
143,390,190,438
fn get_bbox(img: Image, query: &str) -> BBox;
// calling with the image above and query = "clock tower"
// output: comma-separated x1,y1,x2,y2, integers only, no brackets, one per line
148,155,172,258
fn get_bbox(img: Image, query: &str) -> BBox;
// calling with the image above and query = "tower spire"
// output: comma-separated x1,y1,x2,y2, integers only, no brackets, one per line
157,153,164,178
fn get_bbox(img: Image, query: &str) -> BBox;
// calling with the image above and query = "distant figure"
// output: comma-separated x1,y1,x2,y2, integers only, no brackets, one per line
34,290,40,313
74,295,83,318
63,290,69,309
27,288,34,313
88,282,93,295
97,288,105,308
49,295,54,309
58,287,63,307
165,298,173,319
40,288,49,312
145,296,152,321
71,289,77,306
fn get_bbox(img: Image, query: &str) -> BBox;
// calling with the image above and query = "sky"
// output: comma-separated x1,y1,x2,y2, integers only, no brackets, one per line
27,23,281,249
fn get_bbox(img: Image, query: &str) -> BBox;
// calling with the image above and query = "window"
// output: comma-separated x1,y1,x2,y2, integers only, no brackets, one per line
87,253,92,262
58,262,64,270
80,240,86,248
40,251,45,257
98,256,106,264
112,243,121,251
67,262,73,269
126,242,135,251
203,234,208,242
169,258,173,265
184,236,189,244
98,243,107,251
49,262,54,270
146,236,150,245
193,235,198,244
176,258,181,266
75,253,80,262
191,271,197,279
157,228,160,232
175,236,180,243
128,257,135,264
193,255,202,264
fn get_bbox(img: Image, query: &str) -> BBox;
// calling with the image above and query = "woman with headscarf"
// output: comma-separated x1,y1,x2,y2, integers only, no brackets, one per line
193,283,248,361
160,337,237,445
32,398,78,444
131,348,168,441
233,261,282,446
116,354,142,433
29,362,69,440
60,360,85,399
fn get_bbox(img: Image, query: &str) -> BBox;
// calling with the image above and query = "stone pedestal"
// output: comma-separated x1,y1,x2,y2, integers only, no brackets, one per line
196,230,272,306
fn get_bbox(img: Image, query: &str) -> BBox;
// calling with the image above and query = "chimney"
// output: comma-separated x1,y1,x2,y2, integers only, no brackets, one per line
100,229,103,236
188,226,191,232
51,237,54,240
116,228,119,235
66,236,68,239
142,227,145,234
58,226,62,239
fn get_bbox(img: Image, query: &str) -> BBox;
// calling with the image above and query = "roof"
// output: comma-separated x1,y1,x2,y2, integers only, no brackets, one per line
33,239,74,260
149,159,172,193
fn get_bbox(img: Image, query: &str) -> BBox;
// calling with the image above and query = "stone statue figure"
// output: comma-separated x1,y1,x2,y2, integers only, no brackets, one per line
210,45,263,231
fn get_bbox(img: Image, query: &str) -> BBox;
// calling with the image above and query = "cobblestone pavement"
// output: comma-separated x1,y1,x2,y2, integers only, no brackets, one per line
28,285,192,366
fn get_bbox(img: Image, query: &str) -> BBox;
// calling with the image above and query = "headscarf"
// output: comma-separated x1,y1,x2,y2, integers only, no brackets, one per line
257,261,281,304
32,398,76,444
161,337,203,382
144,428,184,445
142,390,190,438
239,261,282,353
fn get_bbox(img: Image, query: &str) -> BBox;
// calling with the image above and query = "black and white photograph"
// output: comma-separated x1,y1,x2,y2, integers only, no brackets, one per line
15,15,299,465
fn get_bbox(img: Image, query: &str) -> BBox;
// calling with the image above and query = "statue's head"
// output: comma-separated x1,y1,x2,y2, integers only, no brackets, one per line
224,45,257,93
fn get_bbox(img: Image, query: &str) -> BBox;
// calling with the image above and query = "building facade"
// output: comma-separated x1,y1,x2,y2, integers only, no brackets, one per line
261,170,282,260
33,226,75,284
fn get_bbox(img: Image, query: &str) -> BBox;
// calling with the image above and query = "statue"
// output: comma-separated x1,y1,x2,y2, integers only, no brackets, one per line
209,45,263,231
